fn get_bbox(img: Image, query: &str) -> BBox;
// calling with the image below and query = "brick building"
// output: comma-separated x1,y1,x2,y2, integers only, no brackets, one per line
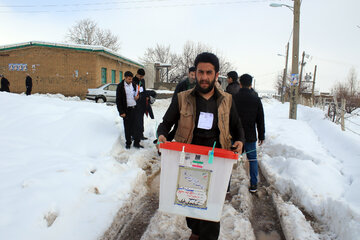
0,41,143,97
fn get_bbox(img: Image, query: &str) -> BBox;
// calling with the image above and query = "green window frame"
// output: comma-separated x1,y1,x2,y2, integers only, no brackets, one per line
101,68,107,84
111,70,116,83
119,71,123,82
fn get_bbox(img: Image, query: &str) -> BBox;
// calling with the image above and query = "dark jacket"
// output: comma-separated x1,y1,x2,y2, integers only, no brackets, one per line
132,76,146,112
26,76,33,88
158,85,245,149
225,81,240,96
251,88,258,97
234,88,265,142
143,90,156,119
172,78,196,101
0,77,10,92
116,81,137,116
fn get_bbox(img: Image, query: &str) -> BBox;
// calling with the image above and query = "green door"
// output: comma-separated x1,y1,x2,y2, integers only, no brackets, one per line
119,71,123,82
101,68,107,84
111,70,116,83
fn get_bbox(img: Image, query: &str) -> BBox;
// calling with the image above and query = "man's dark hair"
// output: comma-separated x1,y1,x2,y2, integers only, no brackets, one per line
239,74,253,87
194,52,219,73
137,68,145,76
124,71,133,77
227,71,238,83
188,66,196,73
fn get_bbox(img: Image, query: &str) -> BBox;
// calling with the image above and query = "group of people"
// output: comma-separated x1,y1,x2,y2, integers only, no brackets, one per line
0,74,33,95
115,52,265,240
115,68,155,149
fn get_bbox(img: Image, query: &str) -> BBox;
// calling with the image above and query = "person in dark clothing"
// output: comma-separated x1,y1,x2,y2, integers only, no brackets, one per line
25,74,33,95
251,87,259,97
172,66,196,101
225,71,240,96
132,68,148,140
234,73,265,193
0,75,10,92
116,71,143,149
143,90,156,119
166,66,196,141
157,52,245,240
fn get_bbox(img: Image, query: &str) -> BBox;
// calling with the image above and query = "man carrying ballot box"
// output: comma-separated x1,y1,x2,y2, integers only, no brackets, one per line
157,52,245,240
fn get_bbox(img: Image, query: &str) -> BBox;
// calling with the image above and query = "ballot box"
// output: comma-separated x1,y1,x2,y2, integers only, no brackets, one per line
158,142,238,222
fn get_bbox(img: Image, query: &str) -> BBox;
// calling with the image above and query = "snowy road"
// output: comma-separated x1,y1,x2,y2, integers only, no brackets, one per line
1,93,359,240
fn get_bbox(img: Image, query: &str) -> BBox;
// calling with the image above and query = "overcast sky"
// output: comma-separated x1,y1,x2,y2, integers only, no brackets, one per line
0,0,359,92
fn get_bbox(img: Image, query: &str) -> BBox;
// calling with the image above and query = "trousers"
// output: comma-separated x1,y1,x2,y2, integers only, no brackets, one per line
244,141,258,185
186,217,220,240
123,106,141,145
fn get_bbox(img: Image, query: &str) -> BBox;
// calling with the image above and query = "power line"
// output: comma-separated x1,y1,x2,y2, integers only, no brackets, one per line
0,0,270,13
0,0,170,8
312,55,359,68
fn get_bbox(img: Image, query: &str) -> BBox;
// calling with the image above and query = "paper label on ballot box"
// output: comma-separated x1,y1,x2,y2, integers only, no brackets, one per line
175,166,212,209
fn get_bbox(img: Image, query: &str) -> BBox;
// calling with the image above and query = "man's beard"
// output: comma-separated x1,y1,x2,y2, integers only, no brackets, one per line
195,77,216,94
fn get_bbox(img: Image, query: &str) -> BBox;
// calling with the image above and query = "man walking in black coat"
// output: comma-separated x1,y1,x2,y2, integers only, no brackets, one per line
225,71,240,96
0,75,10,92
132,68,147,140
234,74,265,193
25,74,33,95
116,71,143,149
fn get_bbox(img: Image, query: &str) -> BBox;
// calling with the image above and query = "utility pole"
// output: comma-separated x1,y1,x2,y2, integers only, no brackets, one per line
289,0,300,120
311,65,317,107
281,42,290,104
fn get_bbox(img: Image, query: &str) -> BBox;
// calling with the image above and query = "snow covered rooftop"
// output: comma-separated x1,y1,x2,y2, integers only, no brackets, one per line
0,41,143,68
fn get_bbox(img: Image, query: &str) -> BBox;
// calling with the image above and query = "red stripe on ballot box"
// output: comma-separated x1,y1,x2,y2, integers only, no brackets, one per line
159,142,238,160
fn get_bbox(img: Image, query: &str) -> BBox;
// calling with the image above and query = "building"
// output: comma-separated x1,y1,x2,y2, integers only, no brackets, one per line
0,41,143,97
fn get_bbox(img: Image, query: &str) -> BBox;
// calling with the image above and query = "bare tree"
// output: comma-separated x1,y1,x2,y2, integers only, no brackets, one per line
141,41,236,83
141,44,180,82
331,68,360,113
66,19,120,52
274,71,290,99
347,67,358,96
179,41,233,76
274,72,283,95
178,41,213,75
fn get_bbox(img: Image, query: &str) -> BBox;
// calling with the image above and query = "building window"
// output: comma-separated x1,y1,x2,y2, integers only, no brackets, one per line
111,70,116,83
101,68,107,84
119,71,123,82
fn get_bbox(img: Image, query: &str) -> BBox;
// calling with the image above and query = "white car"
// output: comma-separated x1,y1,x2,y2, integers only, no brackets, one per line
86,83,118,103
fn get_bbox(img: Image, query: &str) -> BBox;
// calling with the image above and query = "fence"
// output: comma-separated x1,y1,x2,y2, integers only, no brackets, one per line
316,97,360,136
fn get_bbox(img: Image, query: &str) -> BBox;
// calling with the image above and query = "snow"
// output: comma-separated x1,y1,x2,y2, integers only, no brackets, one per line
0,91,359,240
261,99,360,239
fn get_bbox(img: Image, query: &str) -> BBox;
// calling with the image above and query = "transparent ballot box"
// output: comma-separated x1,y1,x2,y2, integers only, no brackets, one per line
159,142,238,222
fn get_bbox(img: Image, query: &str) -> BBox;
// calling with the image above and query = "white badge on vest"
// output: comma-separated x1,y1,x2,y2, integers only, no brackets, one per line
198,112,214,130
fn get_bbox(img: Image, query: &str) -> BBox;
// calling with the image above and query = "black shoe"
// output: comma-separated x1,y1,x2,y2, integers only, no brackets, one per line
141,136,148,140
249,184,257,193
125,145,131,149
134,144,144,149
153,139,158,144
189,233,199,240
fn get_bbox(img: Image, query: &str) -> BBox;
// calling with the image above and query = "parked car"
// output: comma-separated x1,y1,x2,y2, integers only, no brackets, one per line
86,83,118,103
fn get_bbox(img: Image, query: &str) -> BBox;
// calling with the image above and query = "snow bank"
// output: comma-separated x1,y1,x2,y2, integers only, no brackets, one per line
261,100,360,240
0,92,144,240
